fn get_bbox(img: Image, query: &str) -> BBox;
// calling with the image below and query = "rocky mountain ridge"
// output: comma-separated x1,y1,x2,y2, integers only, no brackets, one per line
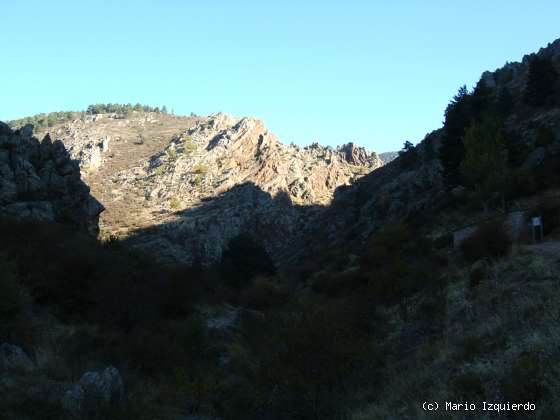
32,111,382,263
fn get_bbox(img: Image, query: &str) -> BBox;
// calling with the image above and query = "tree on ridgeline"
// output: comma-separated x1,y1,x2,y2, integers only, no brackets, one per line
524,56,559,107
439,85,472,189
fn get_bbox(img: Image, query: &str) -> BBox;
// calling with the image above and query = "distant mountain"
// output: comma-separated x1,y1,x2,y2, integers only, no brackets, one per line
379,151,398,163
29,111,382,263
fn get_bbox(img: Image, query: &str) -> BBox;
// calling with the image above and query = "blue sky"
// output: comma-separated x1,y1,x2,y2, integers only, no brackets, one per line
2,1,559,152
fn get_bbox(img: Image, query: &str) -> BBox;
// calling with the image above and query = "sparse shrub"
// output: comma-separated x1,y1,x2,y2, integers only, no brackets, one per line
193,164,209,174
158,265,196,318
185,142,197,154
170,196,181,210
452,371,485,399
167,148,177,160
220,234,276,288
501,353,545,402
256,303,375,419
242,276,289,310
193,175,203,186
153,165,167,176
460,222,512,263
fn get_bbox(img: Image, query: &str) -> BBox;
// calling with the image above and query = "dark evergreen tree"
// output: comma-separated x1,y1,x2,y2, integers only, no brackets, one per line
471,79,493,120
398,141,418,169
524,56,558,107
439,85,472,189
220,234,276,288
496,87,514,117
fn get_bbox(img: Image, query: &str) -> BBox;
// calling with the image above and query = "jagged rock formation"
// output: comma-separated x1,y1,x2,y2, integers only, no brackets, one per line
36,112,382,263
0,122,103,236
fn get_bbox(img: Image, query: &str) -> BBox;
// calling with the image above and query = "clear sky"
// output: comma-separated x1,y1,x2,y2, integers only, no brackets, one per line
2,1,559,152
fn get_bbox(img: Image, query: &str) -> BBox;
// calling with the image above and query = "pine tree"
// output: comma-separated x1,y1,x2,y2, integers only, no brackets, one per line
461,118,508,197
439,85,472,189
524,56,558,107
496,87,514,117
398,141,418,169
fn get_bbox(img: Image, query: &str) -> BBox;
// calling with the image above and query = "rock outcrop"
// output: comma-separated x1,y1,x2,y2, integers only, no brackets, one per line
0,122,103,236
62,366,124,414
34,112,382,264
107,114,382,263
0,343,35,373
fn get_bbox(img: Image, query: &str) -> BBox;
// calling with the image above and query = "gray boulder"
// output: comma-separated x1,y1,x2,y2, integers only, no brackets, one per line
0,343,35,373
78,366,123,403
61,385,84,413
61,366,123,415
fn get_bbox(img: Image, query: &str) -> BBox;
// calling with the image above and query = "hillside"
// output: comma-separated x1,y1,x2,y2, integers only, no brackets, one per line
25,111,382,263
1,38,560,420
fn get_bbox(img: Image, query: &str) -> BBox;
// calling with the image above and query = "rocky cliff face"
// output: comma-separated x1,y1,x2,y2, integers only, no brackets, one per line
0,122,103,236
33,112,381,263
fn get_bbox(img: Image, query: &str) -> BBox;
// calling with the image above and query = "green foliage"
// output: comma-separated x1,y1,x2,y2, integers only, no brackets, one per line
524,56,559,107
86,103,169,115
398,140,418,169
193,174,203,186
193,164,209,174
461,118,509,199
185,142,197,154
439,85,471,189
220,234,276,288
360,223,443,309
0,256,21,321
153,165,167,176
169,196,181,210
255,303,374,419
167,148,178,161
363,224,415,300
460,222,512,263
8,111,78,130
